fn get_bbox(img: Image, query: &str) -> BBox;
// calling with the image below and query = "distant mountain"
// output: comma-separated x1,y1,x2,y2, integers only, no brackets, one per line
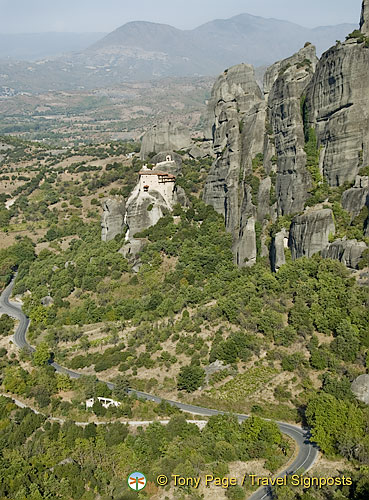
0,32,106,61
0,14,357,93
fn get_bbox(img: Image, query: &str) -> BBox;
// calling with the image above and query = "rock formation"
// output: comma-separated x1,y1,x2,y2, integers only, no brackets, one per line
266,44,318,215
140,122,192,160
203,64,266,266
305,37,369,186
361,0,369,35
341,175,369,216
322,238,367,269
351,374,369,404
289,209,335,259
122,156,188,258
270,229,289,272
101,198,126,242
202,2,369,271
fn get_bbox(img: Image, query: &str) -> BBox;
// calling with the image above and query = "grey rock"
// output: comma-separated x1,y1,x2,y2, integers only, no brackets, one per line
351,374,369,404
188,143,212,159
361,0,369,36
341,176,369,216
119,238,146,260
150,151,183,175
140,122,191,160
204,360,230,385
263,44,318,100
270,228,289,271
234,216,257,267
203,64,266,262
267,45,318,215
41,296,54,306
101,198,126,242
306,39,369,187
289,209,335,259
124,164,188,257
322,238,367,269
257,177,272,222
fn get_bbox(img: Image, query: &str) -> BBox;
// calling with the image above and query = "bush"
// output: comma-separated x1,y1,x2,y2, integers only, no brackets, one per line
177,365,205,393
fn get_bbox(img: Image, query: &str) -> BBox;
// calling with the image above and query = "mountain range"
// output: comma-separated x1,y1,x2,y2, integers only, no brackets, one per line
0,14,357,94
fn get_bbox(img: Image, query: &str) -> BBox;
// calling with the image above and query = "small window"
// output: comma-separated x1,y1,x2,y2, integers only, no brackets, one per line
166,155,172,162
143,185,149,192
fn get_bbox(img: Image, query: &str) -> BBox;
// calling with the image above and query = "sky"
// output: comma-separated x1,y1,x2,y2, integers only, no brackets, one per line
0,0,363,33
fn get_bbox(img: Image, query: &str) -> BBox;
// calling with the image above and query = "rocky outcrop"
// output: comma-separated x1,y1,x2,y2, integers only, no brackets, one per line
236,217,257,267
361,0,369,35
203,64,266,266
263,44,317,100
140,122,192,160
189,142,213,159
150,151,183,175
341,175,369,216
101,198,126,242
305,38,369,186
351,374,369,404
289,209,335,259
123,160,188,258
322,238,367,269
266,45,318,215
270,228,289,271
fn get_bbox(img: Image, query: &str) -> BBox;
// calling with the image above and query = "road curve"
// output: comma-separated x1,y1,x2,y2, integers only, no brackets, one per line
1,276,319,500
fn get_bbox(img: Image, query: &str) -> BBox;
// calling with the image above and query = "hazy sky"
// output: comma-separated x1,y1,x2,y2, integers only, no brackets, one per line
0,0,363,33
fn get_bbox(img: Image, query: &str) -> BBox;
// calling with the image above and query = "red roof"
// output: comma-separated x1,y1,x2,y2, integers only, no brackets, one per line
139,170,176,179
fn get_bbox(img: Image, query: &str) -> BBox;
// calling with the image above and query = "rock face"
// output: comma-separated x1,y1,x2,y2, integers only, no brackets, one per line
289,209,335,259
270,228,289,272
341,176,369,216
361,0,369,35
322,239,367,269
203,64,266,266
306,40,369,186
140,122,192,160
101,198,126,242
202,4,369,270
266,45,318,215
351,374,369,404
150,151,183,175
123,158,188,257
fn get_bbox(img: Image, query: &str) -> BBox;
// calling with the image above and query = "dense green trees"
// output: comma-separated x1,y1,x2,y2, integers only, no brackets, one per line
177,365,205,392
0,314,15,336
0,396,289,500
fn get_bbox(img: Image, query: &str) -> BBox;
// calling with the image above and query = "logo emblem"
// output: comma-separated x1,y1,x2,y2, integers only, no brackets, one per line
128,472,147,491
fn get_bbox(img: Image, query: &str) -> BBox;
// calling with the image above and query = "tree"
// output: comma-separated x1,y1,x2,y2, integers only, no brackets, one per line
113,375,130,400
0,314,15,336
177,365,205,393
33,342,51,366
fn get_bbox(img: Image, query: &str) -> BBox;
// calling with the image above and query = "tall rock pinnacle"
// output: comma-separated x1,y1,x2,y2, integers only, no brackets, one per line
360,0,369,35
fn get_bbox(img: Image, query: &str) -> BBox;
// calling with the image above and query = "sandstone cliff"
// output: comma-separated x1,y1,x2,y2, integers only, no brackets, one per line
140,122,192,160
101,198,126,242
122,157,188,259
203,64,266,266
203,1,369,271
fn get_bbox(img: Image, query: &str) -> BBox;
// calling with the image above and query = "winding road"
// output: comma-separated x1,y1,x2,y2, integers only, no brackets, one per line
0,276,319,500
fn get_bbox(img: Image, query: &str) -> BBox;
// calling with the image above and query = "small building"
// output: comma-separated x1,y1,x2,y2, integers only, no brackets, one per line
138,159,176,205
85,397,121,409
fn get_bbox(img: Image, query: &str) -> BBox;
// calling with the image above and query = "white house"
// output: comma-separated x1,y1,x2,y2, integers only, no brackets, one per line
85,397,121,409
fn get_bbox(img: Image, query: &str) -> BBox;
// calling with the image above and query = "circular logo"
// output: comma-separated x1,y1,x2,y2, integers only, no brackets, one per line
128,472,147,491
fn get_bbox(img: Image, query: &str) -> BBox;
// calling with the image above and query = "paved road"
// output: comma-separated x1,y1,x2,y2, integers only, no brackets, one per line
1,276,319,500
